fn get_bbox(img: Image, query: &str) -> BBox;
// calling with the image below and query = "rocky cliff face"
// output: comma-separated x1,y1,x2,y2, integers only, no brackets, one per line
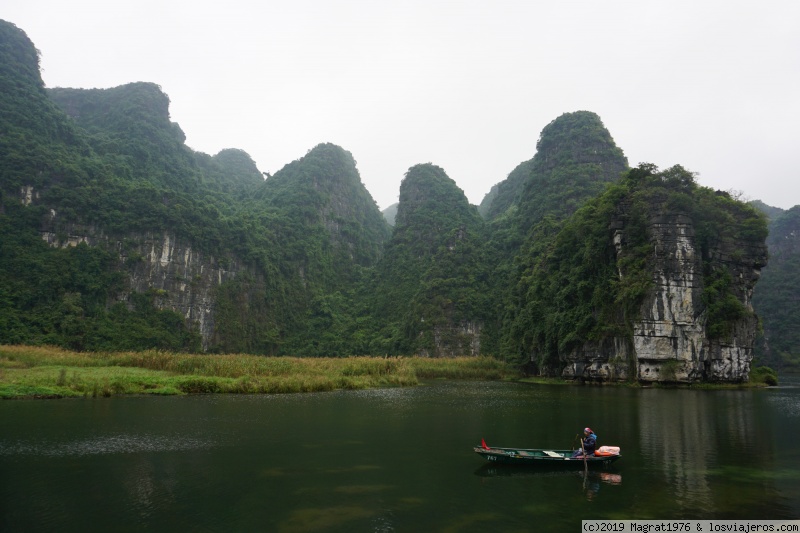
37,208,248,350
561,204,767,383
420,321,482,358
120,233,245,350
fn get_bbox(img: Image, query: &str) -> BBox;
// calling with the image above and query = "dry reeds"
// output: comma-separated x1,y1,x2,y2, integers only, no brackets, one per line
0,346,519,399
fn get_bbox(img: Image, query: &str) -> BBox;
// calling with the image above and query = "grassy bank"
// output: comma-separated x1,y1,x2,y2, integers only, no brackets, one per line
0,346,521,399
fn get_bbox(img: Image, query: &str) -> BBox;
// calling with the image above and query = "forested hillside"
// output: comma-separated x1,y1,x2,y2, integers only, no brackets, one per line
0,22,203,350
362,164,490,356
0,19,786,382
478,111,631,356
221,143,392,356
480,111,629,225
0,20,389,354
752,205,800,371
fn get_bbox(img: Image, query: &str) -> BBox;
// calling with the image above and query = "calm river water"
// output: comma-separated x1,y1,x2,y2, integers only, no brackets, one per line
2,377,799,531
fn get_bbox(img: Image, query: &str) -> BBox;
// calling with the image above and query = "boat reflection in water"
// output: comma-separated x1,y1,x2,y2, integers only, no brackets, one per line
583,471,622,500
474,464,622,500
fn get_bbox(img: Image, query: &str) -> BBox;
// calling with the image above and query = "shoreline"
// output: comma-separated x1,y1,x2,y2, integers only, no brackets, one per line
0,345,521,399
1,345,777,399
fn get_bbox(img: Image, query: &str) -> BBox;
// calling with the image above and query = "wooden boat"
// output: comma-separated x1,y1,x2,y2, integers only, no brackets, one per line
474,442,621,468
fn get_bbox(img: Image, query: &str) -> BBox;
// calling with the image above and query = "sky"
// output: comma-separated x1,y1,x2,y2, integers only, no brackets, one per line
4,0,800,210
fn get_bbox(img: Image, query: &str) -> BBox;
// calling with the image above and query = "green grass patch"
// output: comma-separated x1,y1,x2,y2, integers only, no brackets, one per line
0,383,67,399
0,365,185,398
0,346,520,399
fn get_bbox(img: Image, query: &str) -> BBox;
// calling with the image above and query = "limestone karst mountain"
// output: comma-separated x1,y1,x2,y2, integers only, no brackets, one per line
0,18,779,382
506,164,768,382
363,164,489,356
381,203,398,226
752,205,800,371
480,110,629,225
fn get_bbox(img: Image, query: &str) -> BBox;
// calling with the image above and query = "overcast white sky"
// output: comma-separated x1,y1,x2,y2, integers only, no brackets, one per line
4,0,799,210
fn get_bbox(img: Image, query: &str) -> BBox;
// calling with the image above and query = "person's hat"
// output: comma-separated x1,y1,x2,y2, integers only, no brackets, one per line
584,427,592,433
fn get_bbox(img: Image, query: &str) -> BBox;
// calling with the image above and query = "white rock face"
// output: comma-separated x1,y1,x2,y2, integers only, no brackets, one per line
562,212,766,383
20,186,37,206
40,222,246,350
125,232,242,349
632,218,707,382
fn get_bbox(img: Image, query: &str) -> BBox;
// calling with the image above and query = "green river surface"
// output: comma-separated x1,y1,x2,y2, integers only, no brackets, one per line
1,377,799,532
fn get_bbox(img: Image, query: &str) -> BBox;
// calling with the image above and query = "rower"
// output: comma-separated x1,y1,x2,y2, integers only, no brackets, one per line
571,427,597,458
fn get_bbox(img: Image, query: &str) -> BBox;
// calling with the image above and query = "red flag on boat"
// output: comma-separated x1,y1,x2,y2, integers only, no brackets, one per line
481,438,490,450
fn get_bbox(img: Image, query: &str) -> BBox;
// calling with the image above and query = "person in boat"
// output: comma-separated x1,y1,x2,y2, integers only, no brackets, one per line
572,427,597,458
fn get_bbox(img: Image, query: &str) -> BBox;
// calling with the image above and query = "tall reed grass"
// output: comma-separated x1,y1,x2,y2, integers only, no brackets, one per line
0,346,520,399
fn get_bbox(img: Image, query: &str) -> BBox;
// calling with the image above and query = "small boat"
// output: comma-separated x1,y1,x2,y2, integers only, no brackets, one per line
474,440,621,468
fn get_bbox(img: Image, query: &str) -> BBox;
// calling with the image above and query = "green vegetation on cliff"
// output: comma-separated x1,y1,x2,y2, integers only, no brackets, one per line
0,21,390,355
0,22,88,195
0,206,202,351
361,164,490,356
752,206,800,370
213,143,391,356
0,20,780,375
479,111,631,356
0,22,202,351
481,111,629,225
505,163,767,370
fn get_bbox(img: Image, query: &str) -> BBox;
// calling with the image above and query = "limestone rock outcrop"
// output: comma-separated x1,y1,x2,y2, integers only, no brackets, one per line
39,217,247,350
561,206,767,383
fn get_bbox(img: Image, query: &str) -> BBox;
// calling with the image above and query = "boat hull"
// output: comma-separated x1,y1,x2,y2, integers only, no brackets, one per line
473,446,621,468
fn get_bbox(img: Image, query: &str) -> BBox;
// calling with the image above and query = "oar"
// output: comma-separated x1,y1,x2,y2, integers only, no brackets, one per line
581,438,588,473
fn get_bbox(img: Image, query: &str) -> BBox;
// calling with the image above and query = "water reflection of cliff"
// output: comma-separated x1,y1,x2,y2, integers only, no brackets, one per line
638,389,777,516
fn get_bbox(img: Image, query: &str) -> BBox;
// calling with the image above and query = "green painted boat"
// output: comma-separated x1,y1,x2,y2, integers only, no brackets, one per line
474,443,621,468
